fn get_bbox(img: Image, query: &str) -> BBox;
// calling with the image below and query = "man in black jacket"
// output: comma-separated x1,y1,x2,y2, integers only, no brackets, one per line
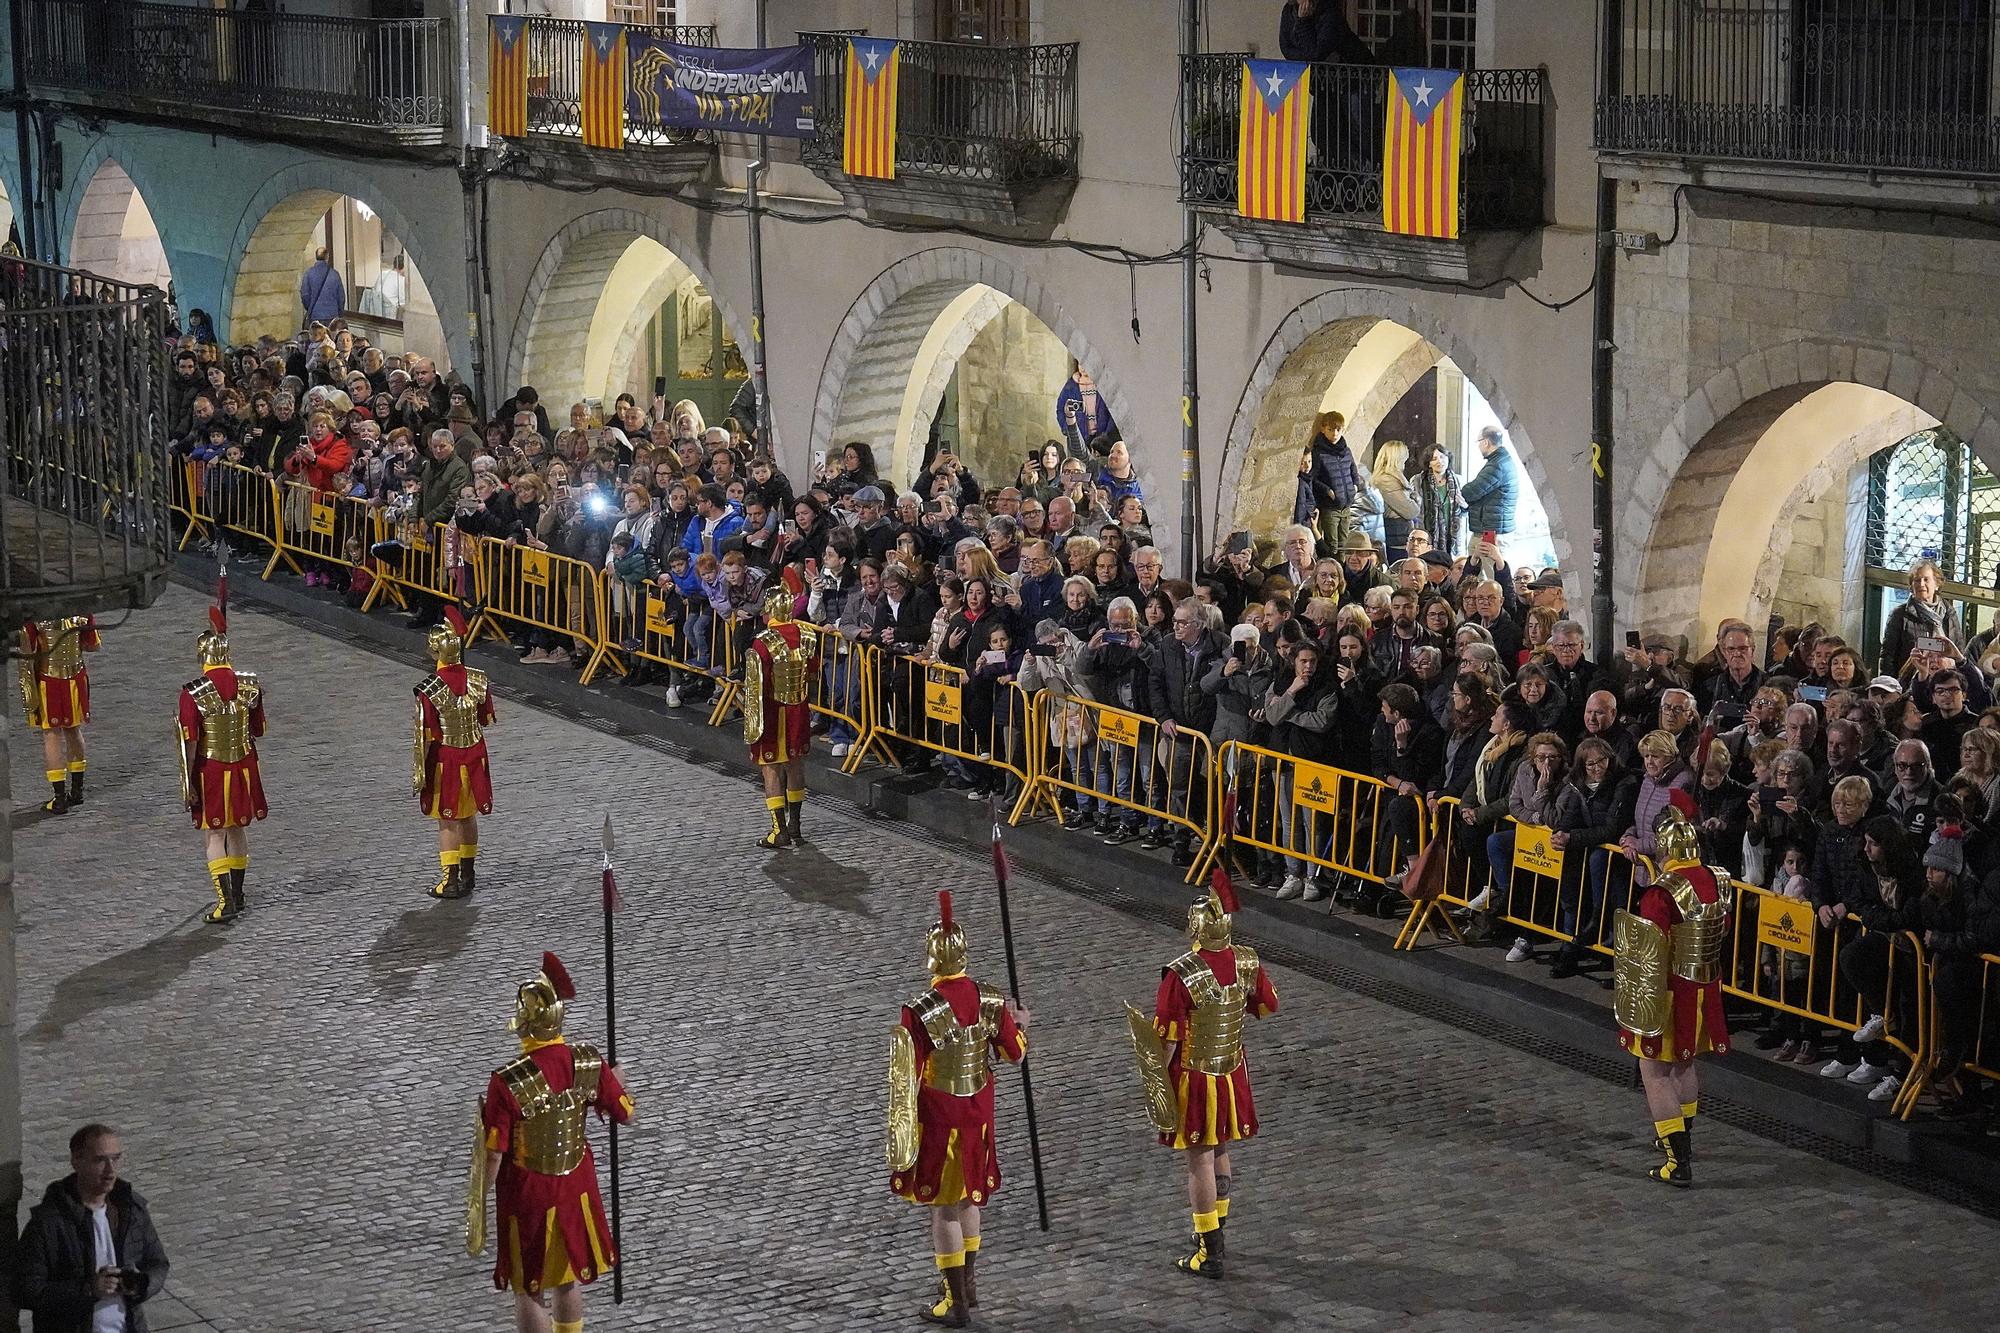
1372,682,1444,902
17,1124,171,1333
1145,607,1227,863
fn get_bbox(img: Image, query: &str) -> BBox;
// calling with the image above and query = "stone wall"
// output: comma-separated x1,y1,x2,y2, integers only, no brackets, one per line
952,301,1070,499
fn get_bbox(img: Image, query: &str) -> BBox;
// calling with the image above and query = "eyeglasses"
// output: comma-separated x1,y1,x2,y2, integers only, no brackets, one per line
1893,761,1927,771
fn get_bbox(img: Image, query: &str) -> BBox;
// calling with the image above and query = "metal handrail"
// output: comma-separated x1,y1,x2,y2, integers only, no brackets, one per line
1595,0,2000,178
520,15,718,147
798,32,1080,186
1179,53,1547,232
19,0,449,135
0,254,173,619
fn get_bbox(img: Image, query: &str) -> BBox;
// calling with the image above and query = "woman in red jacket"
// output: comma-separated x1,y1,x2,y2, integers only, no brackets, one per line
283,409,353,586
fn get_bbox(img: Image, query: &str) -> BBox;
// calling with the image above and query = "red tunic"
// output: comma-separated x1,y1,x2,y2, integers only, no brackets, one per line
889,974,1026,1207
1154,948,1279,1149
23,618,99,730
748,622,816,766
482,1039,633,1295
417,664,495,819
178,667,268,829
1618,865,1731,1062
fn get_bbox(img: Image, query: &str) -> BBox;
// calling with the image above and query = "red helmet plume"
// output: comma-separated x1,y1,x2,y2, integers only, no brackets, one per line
937,890,954,933
207,606,226,636
1210,865,1240,915
443,604,470,638
541,951,576,1001
1668,788,1697,820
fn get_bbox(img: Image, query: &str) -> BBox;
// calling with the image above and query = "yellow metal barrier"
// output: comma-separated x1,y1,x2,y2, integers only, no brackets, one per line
867,652,1041,822
1957,952,2000,1089
203,461,288,578
595,583,753,727
361,519,473,616
171,457,210,546
468,538,613,682
273,478,380,575
1024,692,1211,878
1197,742,1407,894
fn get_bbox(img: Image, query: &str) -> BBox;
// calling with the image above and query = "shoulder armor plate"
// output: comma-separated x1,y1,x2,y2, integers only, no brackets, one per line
495,1052,554,1117
569,1043,604,1101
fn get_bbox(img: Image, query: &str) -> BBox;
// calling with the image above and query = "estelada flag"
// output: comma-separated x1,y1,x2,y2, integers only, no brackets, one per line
581,21,627,151
843,38,901,180
1237,59,1310,224
1381,67,1464,239
487,15,528,139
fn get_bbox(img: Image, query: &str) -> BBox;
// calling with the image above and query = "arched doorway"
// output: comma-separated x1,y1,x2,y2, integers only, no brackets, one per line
509,216,746,431
1221,303,1559,574
1624,340,2000,665
65,159,171,290
814,248,1134,507
227,189,446,366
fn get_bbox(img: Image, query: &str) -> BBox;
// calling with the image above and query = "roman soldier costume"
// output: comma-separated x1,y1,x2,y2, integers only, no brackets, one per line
1614,790,1732,1186
470,952,633,1324
19,615,100,813
888,892,1027,1327
178,607,268,924
743,580,818,849
414,605,494,899
1128,870,1277,1278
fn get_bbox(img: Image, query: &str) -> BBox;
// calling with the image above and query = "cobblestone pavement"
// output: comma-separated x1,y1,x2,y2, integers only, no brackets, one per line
11,586,2000,1332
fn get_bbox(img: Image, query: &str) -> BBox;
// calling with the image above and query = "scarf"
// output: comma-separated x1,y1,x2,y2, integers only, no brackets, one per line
1475,731,1524,803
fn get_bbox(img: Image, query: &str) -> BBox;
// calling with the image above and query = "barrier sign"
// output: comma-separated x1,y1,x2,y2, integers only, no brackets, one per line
924,679,962,726
1513,823,1564,877
521,549,551,590
645,597,675,637
1292,761,1342,814
1757,894,1816,954
1097,710,1141,748
309,501,335,536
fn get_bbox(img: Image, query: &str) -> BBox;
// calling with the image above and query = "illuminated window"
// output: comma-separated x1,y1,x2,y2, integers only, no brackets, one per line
606,1,677,28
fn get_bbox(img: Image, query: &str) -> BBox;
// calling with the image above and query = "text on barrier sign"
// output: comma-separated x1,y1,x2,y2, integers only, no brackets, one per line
924,680,963,726
1292,761,1342,814
1513,823,1564,878
1097,710,1142,749
1757,893,1815,954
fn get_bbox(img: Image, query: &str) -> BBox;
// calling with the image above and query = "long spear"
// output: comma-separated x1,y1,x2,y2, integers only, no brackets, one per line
600,814,625,1303
988,799,1050,1231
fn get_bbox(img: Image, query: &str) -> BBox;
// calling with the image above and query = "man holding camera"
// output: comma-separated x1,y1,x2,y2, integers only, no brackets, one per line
17,1123,171,1331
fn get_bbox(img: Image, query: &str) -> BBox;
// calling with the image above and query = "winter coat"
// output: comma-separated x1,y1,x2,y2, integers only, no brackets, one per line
1460,444,1521,534
283,431,352,492
1880,595,1963,675
1460,732,1527,831
1076,630,1150,713
1201,647,1276,749
1307,434,1360,515
1416,470,1465,557
299,257,345,324
16,1175,171,1333
1263,669,1341,762
1018,631,1095,748
1146,628,1229,734
1803,815,1877,914
1552,772,1640,850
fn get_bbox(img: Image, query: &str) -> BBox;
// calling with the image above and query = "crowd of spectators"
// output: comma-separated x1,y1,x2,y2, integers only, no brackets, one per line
162,313,1997,1127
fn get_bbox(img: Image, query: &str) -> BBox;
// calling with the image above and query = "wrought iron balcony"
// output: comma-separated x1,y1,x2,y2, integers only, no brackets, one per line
521,17,718,147
1596,0,2000,178
798,33,1080,228
0,258,174,620
20,0,448,144
1180,54,1548,240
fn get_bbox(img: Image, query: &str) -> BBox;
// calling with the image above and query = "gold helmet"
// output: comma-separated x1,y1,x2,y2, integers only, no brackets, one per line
508,951,576,1040
761,582,795,625
926,890,967,976
1654,789,1701,866
1187,869,1238,951
428,604,469,667
197,606,230,669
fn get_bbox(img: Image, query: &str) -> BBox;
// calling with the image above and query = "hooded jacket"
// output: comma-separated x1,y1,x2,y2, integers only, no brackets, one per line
17,1175,171,1332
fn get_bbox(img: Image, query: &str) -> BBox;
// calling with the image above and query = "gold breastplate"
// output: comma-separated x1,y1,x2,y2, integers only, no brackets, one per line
420,671,488,748
911,984,1002,1096
186,674,259,763
36,619,86,678
1665,870,1733,985
1171,948,1257,1076
497,1043,603,1175
760,627,814,707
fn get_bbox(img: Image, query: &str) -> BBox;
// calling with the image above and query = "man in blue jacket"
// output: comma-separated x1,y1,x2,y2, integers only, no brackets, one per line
299,246,344,326
1459,425,1520,539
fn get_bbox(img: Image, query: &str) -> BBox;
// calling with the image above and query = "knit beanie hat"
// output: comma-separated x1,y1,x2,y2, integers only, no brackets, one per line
1924,824,1966,877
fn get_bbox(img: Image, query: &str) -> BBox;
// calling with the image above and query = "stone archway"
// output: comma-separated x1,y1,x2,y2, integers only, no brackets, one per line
811,247,1135,496
1219,289,1567,588
220,162,447,356
1620,339,2000,642
505,208,749,422
64,159,171,290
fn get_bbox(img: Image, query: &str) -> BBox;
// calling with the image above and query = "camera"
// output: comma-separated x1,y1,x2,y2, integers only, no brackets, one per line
584,492,613,518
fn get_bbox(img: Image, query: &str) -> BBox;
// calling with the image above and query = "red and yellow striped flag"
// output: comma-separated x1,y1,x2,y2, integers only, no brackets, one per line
1382,67,1464,239
843,38,901,179
487,15,528,139
581,21,627,151
1237,59,1310,224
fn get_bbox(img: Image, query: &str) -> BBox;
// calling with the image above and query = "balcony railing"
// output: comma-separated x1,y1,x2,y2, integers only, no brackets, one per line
522,17,719,146
20,0,448,140
1180,55,1547,234
799,34,1080,188
1596,0,2000,176
0,257,174,619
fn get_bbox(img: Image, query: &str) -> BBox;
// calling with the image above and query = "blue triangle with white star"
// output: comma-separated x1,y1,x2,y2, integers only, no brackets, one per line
1244,59,1306,115
852,38,899,84
1392,68,1459,127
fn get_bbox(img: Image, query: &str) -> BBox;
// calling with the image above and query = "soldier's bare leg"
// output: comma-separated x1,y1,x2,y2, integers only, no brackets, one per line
1639,1059,1693,1185
1183,1144,1216,1212
40,728,71,810
510,1288,550,1333
925,1204,970,1324
1178,1145,1224,1276
548,1280,583,1331
1214,1146,1233,1226
959,1203,982,1307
